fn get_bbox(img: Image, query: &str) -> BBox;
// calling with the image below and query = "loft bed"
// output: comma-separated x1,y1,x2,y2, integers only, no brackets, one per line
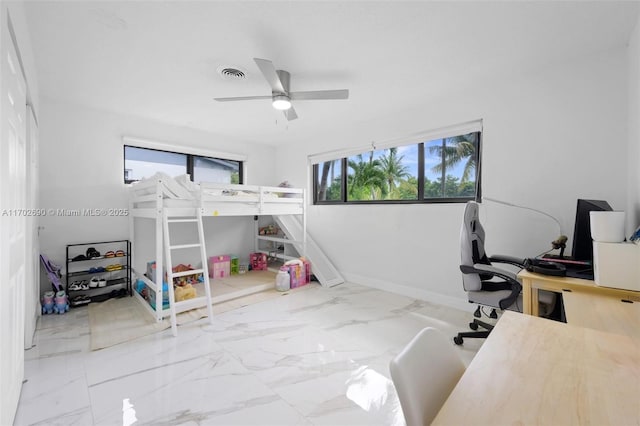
128,173,306,323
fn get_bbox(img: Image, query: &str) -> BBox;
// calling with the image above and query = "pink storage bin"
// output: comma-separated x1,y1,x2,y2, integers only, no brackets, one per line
286,259,311,288
209,255,231,279
250,252,268,271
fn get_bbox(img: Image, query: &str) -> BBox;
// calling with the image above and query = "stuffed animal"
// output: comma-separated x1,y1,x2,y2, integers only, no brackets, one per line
41,291,55,314
53,290,69,314
174,283,196,302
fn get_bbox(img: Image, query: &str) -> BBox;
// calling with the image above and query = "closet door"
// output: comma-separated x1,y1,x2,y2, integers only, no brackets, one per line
0,17,27,426
24,105,39,349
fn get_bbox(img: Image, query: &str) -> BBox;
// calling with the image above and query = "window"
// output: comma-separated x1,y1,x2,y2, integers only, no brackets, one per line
424,133,479,199
314,159,343,202
124,145,243,184
193,156,240,184
313,131,481,204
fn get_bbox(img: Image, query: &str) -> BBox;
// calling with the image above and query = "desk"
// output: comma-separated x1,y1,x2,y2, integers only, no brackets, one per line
431,311,640,425
518,269,639,316
562,291,640,339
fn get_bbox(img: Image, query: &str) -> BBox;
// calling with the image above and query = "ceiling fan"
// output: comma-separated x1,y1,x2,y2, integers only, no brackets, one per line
214,58,349,121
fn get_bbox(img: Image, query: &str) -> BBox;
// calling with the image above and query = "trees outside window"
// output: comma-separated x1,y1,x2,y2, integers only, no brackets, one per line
313,131,480,204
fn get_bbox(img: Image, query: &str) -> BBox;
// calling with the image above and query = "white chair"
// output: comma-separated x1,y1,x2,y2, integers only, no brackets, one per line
389,327,465,426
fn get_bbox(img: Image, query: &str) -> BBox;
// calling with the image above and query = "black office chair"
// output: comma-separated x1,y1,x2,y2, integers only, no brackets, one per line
454,201,556,345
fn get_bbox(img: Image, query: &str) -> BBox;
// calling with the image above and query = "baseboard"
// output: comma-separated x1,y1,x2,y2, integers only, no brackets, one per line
341,271,473,313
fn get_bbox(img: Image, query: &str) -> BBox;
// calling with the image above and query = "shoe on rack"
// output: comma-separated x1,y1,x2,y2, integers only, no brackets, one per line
68,281,82,291
105,251,115,258
115,250,125,257
105,264,123,272
86,247,101,258
80,280,89,290
71,295,91,306
98,277,107,288
89,276,100,288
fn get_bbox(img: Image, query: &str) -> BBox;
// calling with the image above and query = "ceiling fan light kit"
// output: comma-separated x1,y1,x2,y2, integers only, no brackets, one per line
272,94,292,110
213,58,349,121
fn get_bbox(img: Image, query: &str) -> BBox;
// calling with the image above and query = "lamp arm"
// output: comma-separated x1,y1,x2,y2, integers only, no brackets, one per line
483,197,564,237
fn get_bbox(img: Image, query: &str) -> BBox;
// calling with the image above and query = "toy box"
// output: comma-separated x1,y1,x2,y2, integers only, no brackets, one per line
284,259,311,288
136,279,170,310
209,255,231,279
146,261,159,281
250,252,268,271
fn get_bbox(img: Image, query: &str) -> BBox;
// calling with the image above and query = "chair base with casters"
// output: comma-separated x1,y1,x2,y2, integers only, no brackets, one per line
453,291,556,346
454,305,495,345
454,320,493,345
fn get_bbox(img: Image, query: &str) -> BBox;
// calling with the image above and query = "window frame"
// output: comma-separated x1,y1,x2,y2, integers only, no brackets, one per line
312,131,482,205
123,144,244,185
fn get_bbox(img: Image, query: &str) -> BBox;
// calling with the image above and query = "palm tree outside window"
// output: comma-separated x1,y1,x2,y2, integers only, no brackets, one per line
313,131,480,204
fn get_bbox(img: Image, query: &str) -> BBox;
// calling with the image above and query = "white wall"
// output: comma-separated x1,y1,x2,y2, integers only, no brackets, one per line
628,13,640,234
38,98,277,291
276,47,629,310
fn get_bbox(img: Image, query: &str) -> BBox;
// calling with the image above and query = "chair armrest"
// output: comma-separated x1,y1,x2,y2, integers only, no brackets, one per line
468,263,519,282
460,264,522,310
488,254,525,268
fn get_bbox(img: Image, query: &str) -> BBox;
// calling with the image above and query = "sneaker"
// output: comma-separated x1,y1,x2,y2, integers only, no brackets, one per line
68,281,82,291
98,277,107,288
89,277,100,288
86,247,101,258
71,295,91,306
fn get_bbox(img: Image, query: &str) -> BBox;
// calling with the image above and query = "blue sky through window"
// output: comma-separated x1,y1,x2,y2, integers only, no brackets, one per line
365,140,472,181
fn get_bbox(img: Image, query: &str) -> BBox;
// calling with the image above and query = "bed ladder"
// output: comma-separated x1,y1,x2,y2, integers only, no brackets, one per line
162,208,214,336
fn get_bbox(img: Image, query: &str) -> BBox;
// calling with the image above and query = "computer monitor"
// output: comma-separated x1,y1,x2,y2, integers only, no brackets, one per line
571,199,612,263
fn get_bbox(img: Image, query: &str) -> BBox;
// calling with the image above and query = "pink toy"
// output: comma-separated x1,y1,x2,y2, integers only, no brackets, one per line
283,258,311,288
41,291,55,314
53,290,69,314
209,255,231,279
250,252,268,271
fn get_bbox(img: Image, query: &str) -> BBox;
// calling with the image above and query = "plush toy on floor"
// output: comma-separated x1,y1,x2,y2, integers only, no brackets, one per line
174,283,196,302
41,291,55,314
53,290,69,314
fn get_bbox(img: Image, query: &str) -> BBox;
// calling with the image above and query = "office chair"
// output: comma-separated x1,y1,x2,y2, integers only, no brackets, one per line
390,327,465,426
455,201,556,345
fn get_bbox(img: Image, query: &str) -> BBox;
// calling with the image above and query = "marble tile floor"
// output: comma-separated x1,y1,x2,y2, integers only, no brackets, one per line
15,282,484,426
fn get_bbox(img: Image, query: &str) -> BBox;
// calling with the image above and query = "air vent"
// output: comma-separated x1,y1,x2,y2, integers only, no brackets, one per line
217,66,247,81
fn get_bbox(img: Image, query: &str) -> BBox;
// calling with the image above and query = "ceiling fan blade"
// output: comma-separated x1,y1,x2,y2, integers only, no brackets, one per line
214,95,272,102
254,58,285,93
284,107,298,121
289,89,349,100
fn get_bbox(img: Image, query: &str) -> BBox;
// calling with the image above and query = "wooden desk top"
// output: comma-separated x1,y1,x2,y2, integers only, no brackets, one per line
562,291,640,340
518,269,596,286
432,311,640,425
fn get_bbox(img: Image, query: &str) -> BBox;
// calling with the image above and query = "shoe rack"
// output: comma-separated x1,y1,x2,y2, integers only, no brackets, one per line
65,240,132,307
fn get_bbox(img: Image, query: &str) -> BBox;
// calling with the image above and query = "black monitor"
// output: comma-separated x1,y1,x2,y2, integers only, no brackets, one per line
571,199,613,262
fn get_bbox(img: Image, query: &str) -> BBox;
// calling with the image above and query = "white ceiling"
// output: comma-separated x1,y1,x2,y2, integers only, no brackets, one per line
24,1,640,147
